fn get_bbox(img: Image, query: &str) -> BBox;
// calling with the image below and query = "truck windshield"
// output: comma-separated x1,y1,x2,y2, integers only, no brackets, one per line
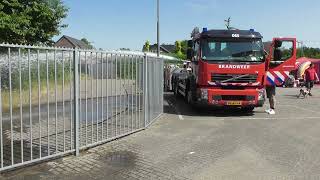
201,38,264,62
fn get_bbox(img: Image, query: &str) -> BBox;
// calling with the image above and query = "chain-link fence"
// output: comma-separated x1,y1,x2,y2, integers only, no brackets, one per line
0,43,164,171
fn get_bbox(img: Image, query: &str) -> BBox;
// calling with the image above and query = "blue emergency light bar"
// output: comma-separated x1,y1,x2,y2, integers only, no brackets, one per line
202,28,208,32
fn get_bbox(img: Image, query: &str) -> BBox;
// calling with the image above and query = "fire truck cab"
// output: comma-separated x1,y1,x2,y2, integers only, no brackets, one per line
172,28,296,111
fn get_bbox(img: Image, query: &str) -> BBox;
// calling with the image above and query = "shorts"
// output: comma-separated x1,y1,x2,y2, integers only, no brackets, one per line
266,86,276,99
306,80,314,89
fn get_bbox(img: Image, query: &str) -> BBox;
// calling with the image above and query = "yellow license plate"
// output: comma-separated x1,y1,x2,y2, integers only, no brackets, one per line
226,101,242,106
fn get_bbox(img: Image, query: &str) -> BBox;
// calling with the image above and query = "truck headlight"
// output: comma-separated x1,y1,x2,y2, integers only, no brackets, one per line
200,89,208,100
258,89,265,100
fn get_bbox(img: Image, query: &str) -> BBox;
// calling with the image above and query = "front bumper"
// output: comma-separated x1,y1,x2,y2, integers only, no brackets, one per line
196,88,265,107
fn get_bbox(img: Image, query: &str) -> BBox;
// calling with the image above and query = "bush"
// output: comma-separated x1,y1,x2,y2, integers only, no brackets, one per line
0,52,71,91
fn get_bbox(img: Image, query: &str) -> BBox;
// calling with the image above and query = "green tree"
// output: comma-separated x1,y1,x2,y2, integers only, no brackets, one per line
174,40,186,59
181,40,188,54
0,0,68,45
175,41,182,53
81,38,94,49
143,40,150,52
296,47,320,58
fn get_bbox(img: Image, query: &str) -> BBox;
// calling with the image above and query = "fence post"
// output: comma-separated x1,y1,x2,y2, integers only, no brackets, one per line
160,58,164,114
73,49,80,156
143,53,148,127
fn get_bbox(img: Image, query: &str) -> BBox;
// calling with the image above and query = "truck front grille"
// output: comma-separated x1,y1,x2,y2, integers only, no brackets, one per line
211,74,257,83
221,95,247,101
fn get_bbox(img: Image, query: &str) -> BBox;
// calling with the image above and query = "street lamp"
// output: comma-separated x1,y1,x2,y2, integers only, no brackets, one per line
157,0,160,57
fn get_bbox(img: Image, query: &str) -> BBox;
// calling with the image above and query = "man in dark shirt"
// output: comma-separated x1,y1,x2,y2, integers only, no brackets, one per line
265,41,282,115
305,63,319,96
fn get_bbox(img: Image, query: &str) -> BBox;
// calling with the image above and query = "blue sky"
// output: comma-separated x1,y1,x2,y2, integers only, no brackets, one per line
55,0,320,50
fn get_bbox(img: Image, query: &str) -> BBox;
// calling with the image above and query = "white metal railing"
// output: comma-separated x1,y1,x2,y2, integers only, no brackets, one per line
0,43,164,171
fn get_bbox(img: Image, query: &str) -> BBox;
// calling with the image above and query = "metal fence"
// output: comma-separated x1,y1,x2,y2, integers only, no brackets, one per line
0,43,164,171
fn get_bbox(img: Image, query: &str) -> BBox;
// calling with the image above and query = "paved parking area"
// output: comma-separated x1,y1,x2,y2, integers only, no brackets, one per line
1,87,320,180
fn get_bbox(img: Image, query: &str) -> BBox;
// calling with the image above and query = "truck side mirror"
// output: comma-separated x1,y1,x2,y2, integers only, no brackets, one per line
273,48,282,61
273,40,283,61
187,40,193,48
187,49,194,60
274,40,282,48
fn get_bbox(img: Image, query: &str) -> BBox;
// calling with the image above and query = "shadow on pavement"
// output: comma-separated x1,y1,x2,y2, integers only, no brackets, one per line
283,94,320,99
163,92,255,118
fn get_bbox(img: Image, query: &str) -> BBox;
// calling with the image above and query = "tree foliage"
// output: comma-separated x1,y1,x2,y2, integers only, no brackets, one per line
143,40,150,52
173,41,185,59
297,47,320,58
181,40,188,54
0,0,68,45
81,38,94,49
175,41,182,53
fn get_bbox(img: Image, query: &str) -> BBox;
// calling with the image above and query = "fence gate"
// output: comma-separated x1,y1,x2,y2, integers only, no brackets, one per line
0,43,164,171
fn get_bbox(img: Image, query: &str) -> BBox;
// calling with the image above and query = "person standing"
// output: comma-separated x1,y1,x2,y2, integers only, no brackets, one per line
305,63,319,96
265,41,282,115
265,86,276,114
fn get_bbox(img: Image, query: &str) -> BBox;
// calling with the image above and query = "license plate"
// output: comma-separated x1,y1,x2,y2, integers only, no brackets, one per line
226,101,242,106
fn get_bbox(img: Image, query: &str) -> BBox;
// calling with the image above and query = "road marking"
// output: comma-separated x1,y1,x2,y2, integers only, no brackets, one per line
178,115,184,120
188,152,195,155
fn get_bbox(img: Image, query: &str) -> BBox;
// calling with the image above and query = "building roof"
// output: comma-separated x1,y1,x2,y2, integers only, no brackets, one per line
161,45,175,53
263,41,272,51
149,44,175,53
56,35,91,49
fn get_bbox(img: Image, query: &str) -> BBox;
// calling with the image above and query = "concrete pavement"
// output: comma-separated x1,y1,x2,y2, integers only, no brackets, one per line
2,87,320,180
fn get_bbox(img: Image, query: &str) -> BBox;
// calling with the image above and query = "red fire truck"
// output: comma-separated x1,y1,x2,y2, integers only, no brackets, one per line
172,28,296,111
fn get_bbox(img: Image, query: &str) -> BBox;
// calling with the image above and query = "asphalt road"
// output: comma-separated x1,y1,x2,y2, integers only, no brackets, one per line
3,86,320,180
161,87,320,179
0,94,143,167
2,94,141,123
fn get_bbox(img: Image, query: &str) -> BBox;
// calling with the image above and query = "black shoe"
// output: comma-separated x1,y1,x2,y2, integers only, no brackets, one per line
308,93,312,96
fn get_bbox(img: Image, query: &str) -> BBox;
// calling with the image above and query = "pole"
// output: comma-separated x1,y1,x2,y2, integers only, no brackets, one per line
157,0,160,57
301,41,305,57
297,41,305,57
143,54,148,127
73,49,79,156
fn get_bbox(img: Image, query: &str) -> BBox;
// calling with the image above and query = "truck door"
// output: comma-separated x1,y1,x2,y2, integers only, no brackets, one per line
266,38,296,86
